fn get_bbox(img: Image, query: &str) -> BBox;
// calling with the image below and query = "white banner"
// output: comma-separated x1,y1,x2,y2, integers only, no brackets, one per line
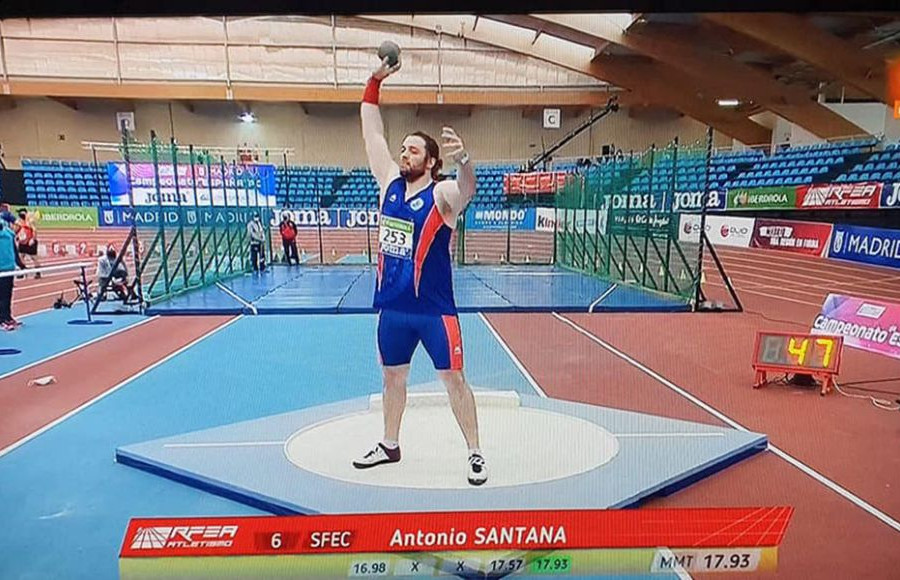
535,207,557,233
678,214,755,248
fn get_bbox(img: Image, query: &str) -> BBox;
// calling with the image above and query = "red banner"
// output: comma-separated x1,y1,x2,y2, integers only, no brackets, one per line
503,172,569,195
120,508,793,559
751,218,833,257
796,182,882,210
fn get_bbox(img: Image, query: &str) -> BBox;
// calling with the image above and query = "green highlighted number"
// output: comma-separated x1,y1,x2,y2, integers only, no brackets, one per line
530,555,572,574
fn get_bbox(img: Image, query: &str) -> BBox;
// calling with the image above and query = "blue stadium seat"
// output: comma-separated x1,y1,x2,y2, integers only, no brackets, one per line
871,172,882,180
860,173,870,180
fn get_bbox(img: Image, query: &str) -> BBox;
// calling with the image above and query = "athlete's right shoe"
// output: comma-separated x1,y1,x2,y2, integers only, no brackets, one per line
352,442,401,469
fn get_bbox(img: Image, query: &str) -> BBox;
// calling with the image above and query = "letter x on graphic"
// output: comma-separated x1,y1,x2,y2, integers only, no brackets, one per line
457,561,465,572
411,562,419,572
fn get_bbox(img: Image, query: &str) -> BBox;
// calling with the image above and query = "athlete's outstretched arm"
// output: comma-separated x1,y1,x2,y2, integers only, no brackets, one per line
361,58,401,192
435,126,476,226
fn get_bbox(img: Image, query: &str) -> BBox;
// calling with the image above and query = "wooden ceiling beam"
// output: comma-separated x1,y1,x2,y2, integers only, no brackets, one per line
531,14,867,139
702,12,886,103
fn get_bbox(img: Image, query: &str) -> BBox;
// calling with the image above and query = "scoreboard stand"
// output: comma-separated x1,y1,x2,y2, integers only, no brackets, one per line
752,332,843,397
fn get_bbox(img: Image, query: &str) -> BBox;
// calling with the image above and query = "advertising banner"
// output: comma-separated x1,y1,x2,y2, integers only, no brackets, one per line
751,219,832,257
464,207,536,231
108,162,277,207
828,223,900,269
13,205,98,229
609,211,673,238
669,190,727,213
275,208,341,229
727,186,796,211
503,172,569,195
796,182,881,210
812,294,900,360
678,214,755,248
881,182,900,208
98,206,263,228
535,207,557,233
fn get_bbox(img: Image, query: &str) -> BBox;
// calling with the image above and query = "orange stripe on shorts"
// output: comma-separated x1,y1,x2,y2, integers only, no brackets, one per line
442,314,464,371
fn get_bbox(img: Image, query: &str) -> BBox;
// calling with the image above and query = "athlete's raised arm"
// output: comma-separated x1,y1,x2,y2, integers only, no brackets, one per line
361,57,401,196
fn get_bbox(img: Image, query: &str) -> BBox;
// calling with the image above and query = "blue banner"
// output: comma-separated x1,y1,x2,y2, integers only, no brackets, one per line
98,206,263,228
465,207,536,231
828,223,900,270
881,182,900,209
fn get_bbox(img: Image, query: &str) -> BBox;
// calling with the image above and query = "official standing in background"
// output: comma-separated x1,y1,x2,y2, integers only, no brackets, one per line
0,217,25,331
247,213,267,272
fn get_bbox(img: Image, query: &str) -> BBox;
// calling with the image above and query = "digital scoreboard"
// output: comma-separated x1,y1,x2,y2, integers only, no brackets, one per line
119,507,793,578
752,332,843,395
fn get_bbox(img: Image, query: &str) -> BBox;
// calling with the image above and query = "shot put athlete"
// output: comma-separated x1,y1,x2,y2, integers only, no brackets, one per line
353,51,486,486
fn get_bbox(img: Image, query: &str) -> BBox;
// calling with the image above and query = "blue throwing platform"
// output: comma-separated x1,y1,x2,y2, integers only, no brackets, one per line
116,385,766,515
145,265,689,315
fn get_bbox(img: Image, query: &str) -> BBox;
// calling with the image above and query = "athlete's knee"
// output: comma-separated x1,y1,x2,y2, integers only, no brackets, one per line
440,370,468,395
382,365,409,391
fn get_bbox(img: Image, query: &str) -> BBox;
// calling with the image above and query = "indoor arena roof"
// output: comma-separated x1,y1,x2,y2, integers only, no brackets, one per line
0,12,897,144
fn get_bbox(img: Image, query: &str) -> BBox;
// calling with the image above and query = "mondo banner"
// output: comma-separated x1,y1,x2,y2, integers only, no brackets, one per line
464,207,536,231
796,182,881,210
751,219,832,257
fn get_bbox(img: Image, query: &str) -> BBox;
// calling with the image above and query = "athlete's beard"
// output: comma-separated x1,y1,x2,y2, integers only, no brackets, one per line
400,161,428,182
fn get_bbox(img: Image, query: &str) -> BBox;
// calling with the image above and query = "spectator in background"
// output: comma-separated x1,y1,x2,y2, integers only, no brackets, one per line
96,247,129,302
0,217,25,331
14,208,41,278
279,212,299,265
247,212,267,272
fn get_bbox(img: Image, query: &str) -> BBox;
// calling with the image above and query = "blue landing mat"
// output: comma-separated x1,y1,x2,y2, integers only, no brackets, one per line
145,265,690,315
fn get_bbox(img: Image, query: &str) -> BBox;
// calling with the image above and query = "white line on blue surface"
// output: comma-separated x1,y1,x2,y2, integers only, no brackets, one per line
0,315,243,459
588,284,619,313
215,282,258,315
164,441,284,448
0,316,158,382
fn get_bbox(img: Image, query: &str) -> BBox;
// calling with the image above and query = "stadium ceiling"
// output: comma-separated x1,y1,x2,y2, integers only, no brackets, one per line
1,12,897,145
357,12,897,144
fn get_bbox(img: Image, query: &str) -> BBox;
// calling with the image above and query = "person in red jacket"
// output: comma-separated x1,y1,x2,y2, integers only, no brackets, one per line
279,212,299,265
14,208,41,278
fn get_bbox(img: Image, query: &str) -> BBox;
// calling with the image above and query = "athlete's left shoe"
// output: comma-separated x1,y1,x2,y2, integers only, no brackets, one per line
468,452,488,486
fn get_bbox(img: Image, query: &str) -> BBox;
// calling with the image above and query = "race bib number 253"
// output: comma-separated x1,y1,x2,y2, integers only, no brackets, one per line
379,216,414,260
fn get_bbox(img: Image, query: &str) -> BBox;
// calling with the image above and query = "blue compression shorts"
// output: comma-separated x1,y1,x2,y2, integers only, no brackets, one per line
377,309,464,371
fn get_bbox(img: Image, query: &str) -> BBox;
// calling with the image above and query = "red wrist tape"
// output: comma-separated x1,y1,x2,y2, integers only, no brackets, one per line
363,77,382,105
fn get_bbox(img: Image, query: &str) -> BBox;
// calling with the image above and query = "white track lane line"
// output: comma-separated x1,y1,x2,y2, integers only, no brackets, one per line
477,312,547,398
717,246,900,277
0,315,242,459
721,265,900,301
551,312,900,535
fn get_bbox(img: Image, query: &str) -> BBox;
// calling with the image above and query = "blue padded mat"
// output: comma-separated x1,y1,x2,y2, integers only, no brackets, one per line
146,265,690,315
